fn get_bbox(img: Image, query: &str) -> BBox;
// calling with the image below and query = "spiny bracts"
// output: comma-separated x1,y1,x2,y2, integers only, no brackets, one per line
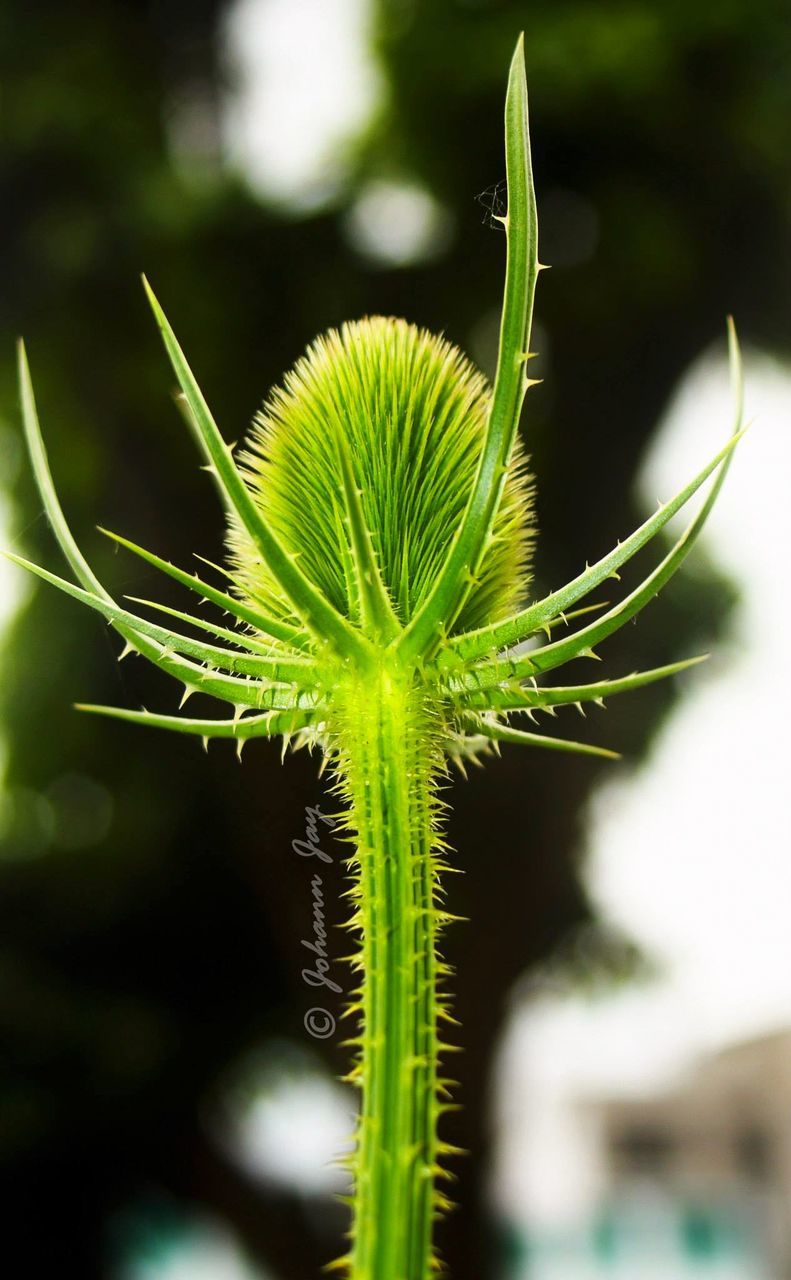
227,316,535,641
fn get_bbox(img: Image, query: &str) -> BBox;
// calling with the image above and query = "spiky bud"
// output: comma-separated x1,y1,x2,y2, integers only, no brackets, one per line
227,317,535,639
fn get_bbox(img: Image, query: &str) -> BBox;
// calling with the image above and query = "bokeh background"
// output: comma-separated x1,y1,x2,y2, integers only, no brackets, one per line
2,1,791,1277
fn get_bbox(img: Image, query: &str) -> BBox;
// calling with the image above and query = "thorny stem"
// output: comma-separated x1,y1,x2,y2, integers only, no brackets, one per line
335,662,449,1279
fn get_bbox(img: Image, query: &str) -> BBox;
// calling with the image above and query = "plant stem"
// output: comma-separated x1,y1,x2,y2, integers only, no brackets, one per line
336,662,446,1280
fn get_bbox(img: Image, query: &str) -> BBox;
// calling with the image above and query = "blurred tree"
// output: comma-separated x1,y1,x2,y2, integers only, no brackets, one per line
0,0,788,1276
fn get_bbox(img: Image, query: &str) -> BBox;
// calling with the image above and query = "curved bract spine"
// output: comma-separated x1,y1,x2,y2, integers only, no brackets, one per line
460,655,708,715
465,714,620,760
122,594,295,657
398,35,539,662
9,36,744,1280
458,422,741,698
99,527,311,651
4,553,315,684
143,277,370,664
75,702,320,744
450,425,743,663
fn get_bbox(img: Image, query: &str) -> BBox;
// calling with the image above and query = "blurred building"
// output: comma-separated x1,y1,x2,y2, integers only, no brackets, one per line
594,1028,791,1277
517,1029,791,1279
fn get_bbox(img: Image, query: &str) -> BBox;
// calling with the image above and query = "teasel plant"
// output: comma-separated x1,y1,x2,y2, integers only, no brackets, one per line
7,34,744,1280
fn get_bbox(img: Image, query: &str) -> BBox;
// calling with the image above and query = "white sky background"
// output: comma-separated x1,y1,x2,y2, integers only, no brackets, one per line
221,0,381,209
494,346,791,1230
0,483,30,797
220,0,450,265
593,348,791,1046
0,497,23,634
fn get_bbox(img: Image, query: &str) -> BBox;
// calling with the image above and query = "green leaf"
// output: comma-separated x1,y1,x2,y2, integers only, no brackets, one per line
455,432,742,663
124,594,287,656
397,34,539,661
4,551,312,685
17,341,189,686
492,429,738,686
10,352,316,713
462,655,707,713
19,341,108,599
99,527,308,651
453,322,745,662
539,599,610,635
464,713,620,760
143,277,369,661
74,703,318,741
